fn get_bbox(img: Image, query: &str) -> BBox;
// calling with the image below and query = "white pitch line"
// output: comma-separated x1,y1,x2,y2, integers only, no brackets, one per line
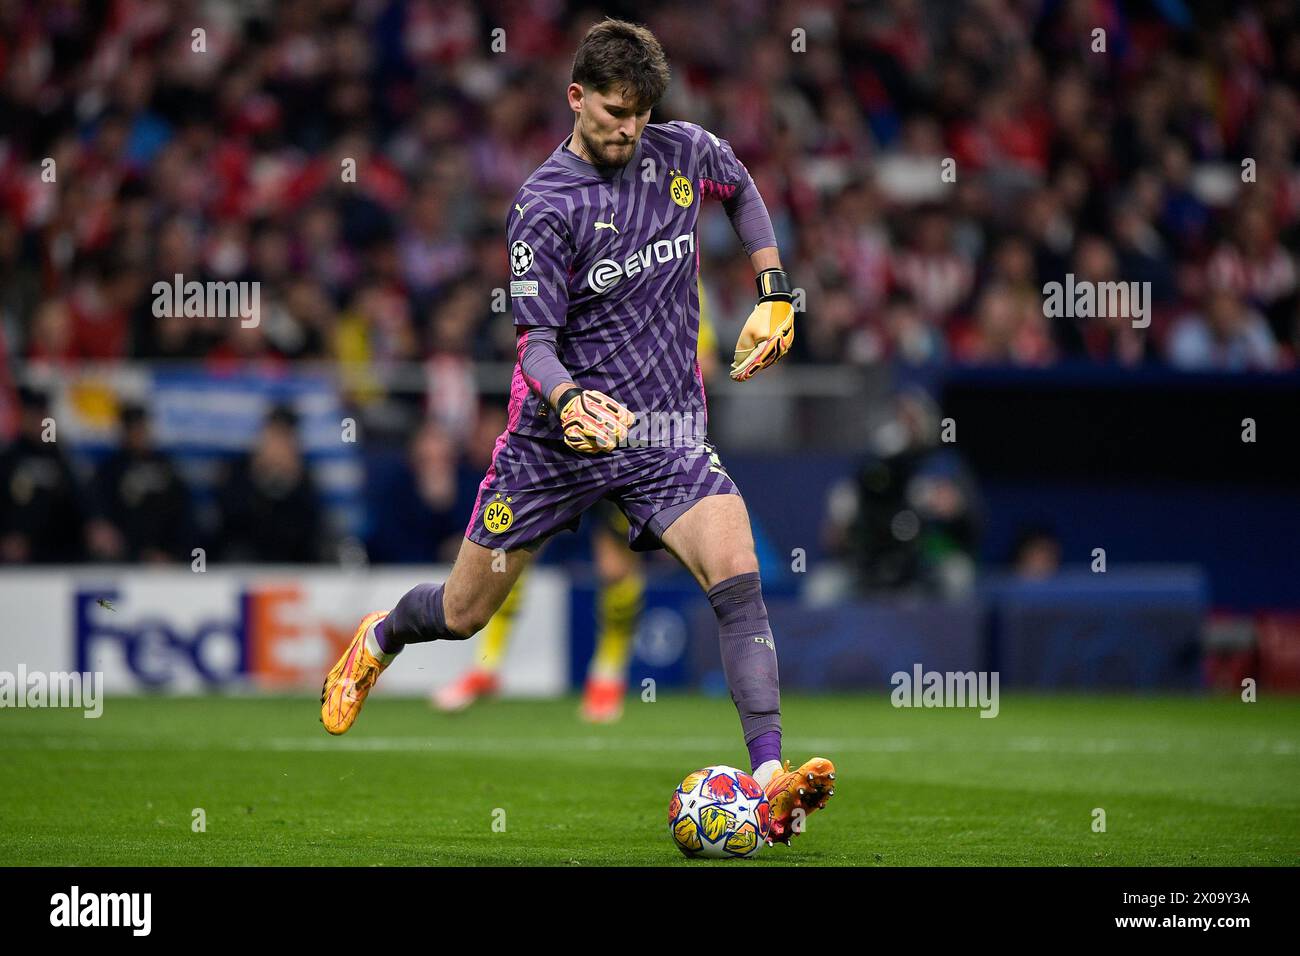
251,736,744,753
2,735,1296,755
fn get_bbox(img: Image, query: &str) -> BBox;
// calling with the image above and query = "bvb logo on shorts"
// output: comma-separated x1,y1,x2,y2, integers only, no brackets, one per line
669,172,694,208
483,493,514,533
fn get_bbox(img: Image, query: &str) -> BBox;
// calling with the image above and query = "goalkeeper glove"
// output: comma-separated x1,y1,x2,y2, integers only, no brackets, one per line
557,387,636,454
730,267,795,382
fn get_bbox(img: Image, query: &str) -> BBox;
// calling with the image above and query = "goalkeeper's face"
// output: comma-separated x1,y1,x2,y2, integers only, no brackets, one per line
569,84,650,168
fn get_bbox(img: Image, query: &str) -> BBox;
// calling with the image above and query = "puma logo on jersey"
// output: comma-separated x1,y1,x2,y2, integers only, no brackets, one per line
594,213,619,235
514,200,534,220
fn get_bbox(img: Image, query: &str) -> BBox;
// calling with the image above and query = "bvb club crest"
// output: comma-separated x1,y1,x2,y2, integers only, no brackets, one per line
483,494,514,533
669,171,694,208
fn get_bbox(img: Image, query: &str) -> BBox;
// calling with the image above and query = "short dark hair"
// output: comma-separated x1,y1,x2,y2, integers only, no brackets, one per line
571,18,670,112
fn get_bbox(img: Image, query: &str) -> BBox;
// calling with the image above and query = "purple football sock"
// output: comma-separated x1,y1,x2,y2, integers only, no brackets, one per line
707,571,782,754
747,729,782,774
381,582,470,650
372,617,401,656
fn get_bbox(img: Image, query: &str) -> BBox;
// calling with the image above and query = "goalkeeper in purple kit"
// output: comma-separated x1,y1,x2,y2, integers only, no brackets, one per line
321,17,834,845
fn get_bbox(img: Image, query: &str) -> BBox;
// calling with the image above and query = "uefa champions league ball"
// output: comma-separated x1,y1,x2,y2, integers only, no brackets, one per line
667,764,771,859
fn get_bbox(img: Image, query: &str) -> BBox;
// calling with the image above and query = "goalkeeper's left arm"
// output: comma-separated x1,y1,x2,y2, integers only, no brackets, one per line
730,248,794,382
686,121,794,381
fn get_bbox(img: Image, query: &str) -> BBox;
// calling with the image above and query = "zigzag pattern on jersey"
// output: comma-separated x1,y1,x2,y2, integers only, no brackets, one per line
532,129,702,429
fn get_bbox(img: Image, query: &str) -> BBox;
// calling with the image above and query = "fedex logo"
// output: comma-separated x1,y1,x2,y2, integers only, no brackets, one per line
75,585,352,690
76,589,247,687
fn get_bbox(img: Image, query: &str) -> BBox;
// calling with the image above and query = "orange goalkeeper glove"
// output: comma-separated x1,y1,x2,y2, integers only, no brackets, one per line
557,387,636,454
730,268,795,382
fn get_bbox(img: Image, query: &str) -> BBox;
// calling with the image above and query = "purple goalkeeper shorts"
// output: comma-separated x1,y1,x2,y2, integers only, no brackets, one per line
465,431,741,552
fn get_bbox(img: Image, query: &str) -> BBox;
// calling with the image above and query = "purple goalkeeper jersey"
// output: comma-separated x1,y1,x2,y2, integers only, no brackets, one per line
505,121,753,440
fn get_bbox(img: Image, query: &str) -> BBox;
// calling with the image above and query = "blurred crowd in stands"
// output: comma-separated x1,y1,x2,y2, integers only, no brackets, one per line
3,0,1298,381
0,382,509,564
2,0,1299,572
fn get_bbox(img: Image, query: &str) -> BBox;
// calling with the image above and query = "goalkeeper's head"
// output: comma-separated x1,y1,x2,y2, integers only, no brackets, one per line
567,18,670,169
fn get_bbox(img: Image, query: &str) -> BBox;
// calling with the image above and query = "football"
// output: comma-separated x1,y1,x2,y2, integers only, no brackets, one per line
667,765,771,859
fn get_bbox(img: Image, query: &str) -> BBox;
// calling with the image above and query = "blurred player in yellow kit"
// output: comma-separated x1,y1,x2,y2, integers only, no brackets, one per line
433,281,721,722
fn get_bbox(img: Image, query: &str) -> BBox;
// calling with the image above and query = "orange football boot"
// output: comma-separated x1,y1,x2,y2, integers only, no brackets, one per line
580,677,625,723
432,669,500,713
320,611,390,735
763,757,836,845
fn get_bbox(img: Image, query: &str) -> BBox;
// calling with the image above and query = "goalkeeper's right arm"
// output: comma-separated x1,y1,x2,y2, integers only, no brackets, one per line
517,325,575,409
517,327,634,453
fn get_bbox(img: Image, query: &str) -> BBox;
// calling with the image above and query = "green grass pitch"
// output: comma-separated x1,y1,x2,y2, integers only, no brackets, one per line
1,693,1297,866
